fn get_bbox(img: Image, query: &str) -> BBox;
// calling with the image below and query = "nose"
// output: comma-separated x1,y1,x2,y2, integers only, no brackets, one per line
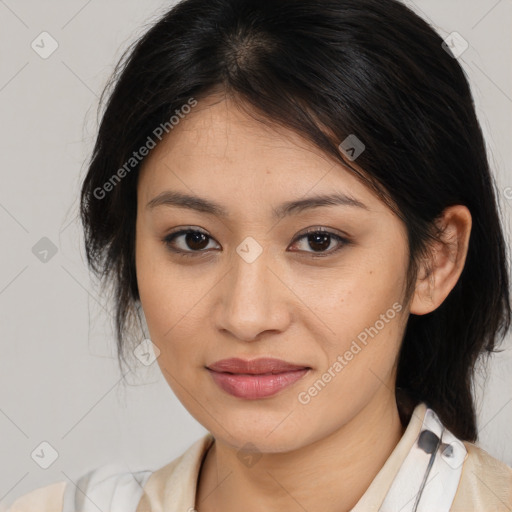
214,246,291,342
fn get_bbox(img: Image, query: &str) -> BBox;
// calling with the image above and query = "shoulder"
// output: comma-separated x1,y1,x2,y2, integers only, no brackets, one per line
138,433,215,509
4,481,66,511
3,435,214,512
451,441,512,511
4,463,153,512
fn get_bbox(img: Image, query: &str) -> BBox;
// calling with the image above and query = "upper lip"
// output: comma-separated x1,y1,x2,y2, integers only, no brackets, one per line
207,357,310,374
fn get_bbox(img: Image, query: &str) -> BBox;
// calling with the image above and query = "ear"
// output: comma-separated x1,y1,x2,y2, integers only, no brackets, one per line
409,205,472,315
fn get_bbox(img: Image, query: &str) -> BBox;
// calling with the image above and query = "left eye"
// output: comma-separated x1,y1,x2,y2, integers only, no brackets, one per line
289,229,349,256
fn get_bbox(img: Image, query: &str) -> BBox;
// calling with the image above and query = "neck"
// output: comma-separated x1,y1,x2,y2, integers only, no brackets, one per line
195,391,406,512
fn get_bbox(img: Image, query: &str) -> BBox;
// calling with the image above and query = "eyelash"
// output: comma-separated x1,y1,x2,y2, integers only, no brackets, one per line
162,227,351,259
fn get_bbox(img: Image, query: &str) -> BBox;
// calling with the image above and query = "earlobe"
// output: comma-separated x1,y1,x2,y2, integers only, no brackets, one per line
409,261,436,315
409,205,472,316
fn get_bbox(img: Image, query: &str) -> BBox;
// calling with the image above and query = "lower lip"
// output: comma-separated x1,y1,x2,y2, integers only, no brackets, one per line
207,368,310,399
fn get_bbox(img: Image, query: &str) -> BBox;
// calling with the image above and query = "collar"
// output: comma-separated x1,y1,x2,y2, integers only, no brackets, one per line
138,402,467,512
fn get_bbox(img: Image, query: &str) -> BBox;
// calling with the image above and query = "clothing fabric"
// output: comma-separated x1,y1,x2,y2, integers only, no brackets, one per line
5,402,512,511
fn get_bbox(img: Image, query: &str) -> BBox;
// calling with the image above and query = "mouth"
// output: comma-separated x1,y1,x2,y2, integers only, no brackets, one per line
206,358,311,399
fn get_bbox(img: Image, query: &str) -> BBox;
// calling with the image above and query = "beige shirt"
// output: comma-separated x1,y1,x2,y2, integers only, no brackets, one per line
5,403,512,511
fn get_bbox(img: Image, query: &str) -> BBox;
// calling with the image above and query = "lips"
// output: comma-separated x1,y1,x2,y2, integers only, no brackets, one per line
206,357,311,399
206,357,310,374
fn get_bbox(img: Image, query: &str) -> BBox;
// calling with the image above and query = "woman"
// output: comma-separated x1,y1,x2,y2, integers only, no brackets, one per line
7,0,512,510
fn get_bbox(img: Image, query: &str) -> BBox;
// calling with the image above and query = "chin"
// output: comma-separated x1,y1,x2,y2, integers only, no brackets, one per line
207,413,311,454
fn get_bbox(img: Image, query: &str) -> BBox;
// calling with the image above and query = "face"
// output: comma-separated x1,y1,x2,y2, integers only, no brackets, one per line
135,94,411,453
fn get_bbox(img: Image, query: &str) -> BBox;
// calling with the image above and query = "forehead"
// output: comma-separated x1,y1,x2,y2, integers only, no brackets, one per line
143,95,332,168
137,95,382,214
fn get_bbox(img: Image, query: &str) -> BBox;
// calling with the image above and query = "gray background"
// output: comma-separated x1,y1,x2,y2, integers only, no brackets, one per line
1,0,511,506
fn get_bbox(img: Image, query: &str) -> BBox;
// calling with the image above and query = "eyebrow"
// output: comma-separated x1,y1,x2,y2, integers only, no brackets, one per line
146,190,369,220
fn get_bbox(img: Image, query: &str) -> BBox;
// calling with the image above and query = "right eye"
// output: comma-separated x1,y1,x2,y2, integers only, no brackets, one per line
162,228,221,257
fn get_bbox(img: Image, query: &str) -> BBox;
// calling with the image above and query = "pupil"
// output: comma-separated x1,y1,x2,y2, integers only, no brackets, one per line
309,233,330,252
187,232,208,250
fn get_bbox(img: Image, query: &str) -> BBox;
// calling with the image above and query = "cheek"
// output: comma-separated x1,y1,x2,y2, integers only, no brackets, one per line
135,234,177,343
135,238,212,362
298,250,406,334
304,244,407,376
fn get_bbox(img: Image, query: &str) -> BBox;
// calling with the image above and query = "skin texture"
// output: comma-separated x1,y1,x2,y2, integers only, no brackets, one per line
135,93,472,512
